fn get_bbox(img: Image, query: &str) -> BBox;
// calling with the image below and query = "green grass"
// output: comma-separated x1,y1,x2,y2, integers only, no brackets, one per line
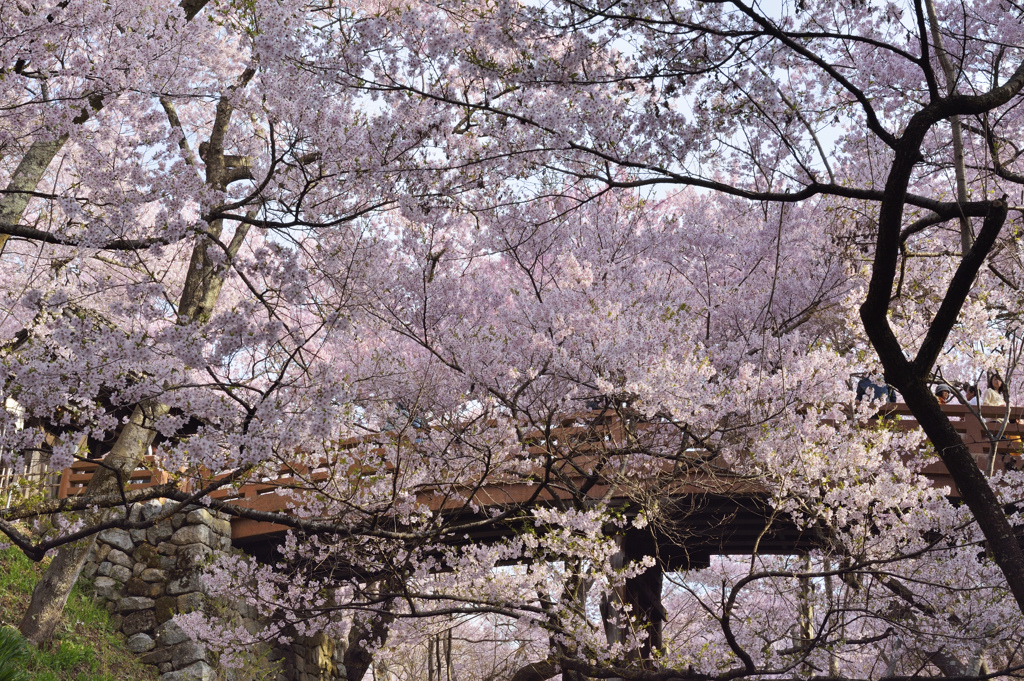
0,626,30,681
0,548,159,681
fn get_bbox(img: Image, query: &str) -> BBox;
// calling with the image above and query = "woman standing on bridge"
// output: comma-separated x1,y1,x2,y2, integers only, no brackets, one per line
984,373,1010,407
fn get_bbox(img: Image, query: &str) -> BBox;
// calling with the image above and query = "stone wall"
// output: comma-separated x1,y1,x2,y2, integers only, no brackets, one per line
83,500,230,681
282,633,348,681
81,499,348,681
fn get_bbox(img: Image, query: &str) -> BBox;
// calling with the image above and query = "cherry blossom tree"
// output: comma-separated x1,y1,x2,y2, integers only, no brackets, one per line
294,0,1024,639
2,0,1024,680
0,0,425,644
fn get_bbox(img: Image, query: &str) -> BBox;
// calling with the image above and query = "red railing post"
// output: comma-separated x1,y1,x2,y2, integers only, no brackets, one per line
57,468,70,499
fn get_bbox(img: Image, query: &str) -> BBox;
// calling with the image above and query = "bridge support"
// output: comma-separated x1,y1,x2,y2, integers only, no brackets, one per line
81,499,351,681
601,530,667,669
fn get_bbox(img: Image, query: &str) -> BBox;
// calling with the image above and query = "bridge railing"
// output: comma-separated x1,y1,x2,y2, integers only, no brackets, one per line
880,403,1024,451
51,404,1024,528
57,456,172,498
876,403,1024,491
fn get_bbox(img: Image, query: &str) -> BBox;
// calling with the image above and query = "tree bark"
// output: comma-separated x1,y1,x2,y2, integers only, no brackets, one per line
0,137,68,253
18,400,169,645
861,139,1024,614
896,377,1024,613
346,615,395,681
601,531,666,671
511,661,559,681
343,587,397,681
15,53,248,645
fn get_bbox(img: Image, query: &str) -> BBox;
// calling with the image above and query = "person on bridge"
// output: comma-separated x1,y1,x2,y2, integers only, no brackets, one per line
857,376,896,403
960,383,980,406
984,372,1009,407
935,386,952,404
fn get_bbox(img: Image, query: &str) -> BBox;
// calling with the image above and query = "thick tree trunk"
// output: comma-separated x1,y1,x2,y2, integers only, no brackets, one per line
18,401,169,645
0,137,68,252
15,51,247,645
899,379,1024,611
344,602,396,681
861,125,1024,614
511,661,559,681
600,530,666,671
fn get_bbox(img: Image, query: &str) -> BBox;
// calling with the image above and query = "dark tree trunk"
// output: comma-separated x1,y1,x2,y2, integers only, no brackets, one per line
601,530,666,670
860,89,1024,613
19,401,168,645
894,377,1024,611
512,661,559,681
343,587,397,681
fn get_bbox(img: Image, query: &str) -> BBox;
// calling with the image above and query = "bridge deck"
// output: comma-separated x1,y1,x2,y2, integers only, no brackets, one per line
57,403,1024,559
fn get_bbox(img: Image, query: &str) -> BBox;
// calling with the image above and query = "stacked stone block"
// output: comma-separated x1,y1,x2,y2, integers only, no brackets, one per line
278,633,347,681
83,500,232,681
82,499,348,681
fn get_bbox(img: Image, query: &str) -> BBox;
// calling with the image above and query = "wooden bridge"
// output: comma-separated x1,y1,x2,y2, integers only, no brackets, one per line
55,403,1024,565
